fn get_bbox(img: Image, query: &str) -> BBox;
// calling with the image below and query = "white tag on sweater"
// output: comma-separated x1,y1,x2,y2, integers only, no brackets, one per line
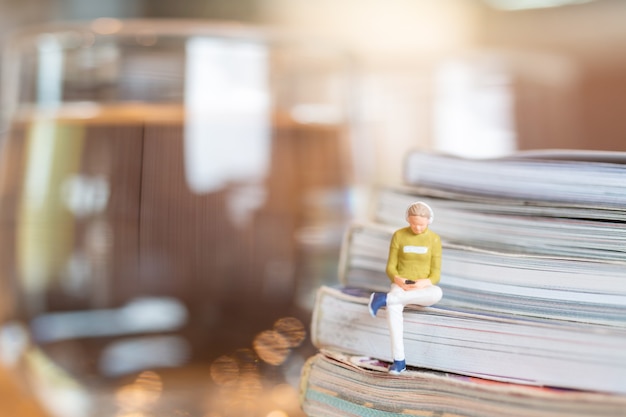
403,246,428,254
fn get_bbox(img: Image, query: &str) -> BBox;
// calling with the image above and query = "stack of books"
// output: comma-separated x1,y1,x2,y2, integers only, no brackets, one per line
299,150,626,416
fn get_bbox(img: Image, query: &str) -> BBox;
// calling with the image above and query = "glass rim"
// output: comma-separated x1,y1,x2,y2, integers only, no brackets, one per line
4,18,348,50
0,18,354,131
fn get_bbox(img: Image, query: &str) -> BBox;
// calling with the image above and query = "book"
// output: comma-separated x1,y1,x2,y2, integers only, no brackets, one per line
300,350,626,417
310,285,626,395
340,222,626,326
370,186,626,262
403,150,626,209
300,149,626,415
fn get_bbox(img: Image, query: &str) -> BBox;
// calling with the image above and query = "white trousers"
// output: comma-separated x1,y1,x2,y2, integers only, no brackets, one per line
386,284,442,361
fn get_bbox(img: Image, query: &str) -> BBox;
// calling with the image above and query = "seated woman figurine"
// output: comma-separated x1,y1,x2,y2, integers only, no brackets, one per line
368,201,443,374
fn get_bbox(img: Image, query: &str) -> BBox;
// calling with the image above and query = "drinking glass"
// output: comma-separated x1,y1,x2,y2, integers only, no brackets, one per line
0,19,354,417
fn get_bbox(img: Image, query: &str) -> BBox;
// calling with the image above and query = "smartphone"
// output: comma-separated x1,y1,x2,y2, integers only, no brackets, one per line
404,279,416,284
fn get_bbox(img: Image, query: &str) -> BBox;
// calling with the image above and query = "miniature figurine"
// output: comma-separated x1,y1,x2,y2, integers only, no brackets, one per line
368,201,443,374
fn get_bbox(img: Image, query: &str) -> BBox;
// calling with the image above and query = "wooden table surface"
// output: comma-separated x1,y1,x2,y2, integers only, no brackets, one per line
0,365,47,417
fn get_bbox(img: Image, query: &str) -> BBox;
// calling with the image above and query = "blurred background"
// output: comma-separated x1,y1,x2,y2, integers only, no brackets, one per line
0,1,626,416
1,0,626,181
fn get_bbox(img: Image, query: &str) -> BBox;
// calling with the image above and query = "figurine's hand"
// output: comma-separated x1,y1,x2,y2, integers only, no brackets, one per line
395,276,431,291
394,276,415,291
393,275,410,290
413,279,433,289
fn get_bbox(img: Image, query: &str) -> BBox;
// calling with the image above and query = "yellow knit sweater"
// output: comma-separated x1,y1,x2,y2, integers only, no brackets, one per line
385,227,442,285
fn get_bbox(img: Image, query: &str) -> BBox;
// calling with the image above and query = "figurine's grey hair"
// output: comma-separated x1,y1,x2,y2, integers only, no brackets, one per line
406,202,434,224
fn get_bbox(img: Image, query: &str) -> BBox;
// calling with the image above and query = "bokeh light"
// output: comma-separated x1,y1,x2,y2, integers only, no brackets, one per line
115,371,163,413
272,317,306,349
266,410,289,417
209,355,239,387
253,330,291,366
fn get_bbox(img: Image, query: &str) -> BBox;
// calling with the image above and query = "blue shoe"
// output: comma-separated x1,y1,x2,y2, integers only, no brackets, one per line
368,292,387,317
389,359,406,375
